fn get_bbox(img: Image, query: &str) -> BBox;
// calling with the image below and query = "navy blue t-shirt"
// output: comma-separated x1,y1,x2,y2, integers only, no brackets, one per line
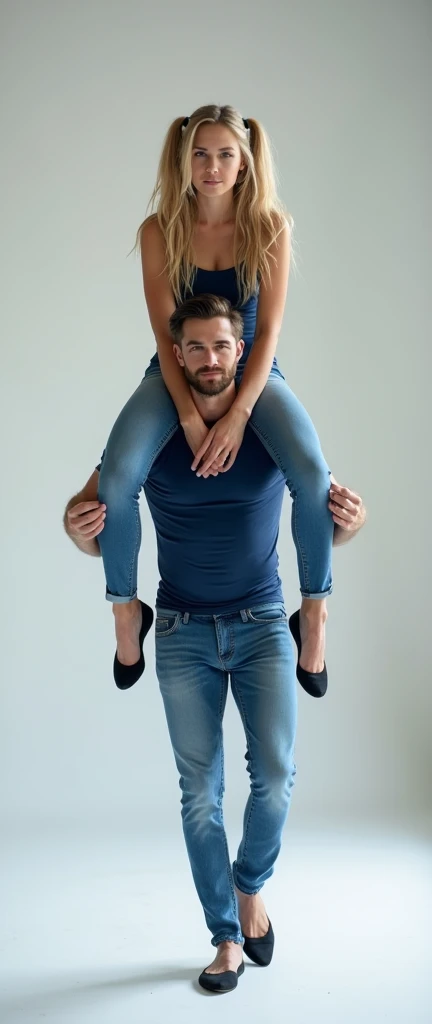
144,424,285,614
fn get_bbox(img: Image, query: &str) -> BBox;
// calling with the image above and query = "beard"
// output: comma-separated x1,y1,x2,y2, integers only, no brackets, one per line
183,360,238,396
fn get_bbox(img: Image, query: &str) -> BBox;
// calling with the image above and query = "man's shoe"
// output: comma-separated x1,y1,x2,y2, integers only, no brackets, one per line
113,601,154,690
288,609,328,698
198,960,244,993
243,919,274,967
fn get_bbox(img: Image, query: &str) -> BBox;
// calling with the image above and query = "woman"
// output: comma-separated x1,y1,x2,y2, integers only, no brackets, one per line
98,104,334,696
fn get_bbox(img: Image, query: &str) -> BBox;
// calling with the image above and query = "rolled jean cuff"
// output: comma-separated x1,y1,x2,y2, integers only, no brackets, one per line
299,585,333,599
232,863,265,895
211,933,244,948
105,590,138,604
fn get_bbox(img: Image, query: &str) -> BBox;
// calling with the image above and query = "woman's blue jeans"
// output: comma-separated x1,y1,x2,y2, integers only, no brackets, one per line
155,602,297,946
97,367,333,602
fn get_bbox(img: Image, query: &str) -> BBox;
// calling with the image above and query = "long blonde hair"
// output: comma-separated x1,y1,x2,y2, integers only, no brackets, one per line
135,104,293,304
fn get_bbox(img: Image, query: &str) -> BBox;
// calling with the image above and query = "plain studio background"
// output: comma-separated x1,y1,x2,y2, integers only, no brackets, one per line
1,1,431,1022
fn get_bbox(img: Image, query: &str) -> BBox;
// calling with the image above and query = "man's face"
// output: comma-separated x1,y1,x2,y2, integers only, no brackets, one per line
174,316,244,396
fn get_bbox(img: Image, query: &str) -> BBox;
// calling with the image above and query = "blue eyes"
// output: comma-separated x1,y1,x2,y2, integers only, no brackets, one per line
194,151,233,158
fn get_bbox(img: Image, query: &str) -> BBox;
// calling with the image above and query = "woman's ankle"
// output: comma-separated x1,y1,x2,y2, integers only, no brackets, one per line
112,598,140,619
300,598,328,624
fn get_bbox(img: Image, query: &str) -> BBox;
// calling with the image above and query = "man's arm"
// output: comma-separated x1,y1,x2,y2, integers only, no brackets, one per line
329,478,367,546
64,469,105,557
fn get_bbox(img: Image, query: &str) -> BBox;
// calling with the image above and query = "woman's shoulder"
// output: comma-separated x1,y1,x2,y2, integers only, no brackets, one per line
139,215,168,278
268,209,293,238
140,213,165,249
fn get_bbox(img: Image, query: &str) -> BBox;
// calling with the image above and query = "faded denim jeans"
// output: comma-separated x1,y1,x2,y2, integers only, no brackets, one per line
155,601,297,946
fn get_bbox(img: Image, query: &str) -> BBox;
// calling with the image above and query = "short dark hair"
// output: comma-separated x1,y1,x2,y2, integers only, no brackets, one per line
168,294,244,345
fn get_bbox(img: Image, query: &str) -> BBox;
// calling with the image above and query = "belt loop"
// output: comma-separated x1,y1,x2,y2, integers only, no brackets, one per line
240,609,248,623
182,611,190,624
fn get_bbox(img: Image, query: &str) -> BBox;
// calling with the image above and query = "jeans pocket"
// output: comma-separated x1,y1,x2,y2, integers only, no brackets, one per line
155,612,181,637
246,603,287,624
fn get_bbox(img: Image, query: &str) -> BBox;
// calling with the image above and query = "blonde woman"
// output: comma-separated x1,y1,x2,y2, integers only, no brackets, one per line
97,104,334,695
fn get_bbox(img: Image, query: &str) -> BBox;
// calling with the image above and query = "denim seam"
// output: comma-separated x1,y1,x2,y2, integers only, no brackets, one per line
229,671,256,877
211,933,244,947
218,670,239,932
291,489,310,595
248,420,294,489
215,618,235,668
249,420,309,593
154,613,181,637
127,493,141,598
145,422,179,475
247,611,287,624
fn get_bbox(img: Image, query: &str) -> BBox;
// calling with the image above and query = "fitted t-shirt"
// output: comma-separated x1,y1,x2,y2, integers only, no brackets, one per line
144,423,285,614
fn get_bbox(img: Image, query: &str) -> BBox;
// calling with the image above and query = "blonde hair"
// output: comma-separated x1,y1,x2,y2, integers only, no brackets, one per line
134,104,293,304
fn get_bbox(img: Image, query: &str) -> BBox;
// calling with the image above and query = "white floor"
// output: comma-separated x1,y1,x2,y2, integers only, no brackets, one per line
1,820,431,1024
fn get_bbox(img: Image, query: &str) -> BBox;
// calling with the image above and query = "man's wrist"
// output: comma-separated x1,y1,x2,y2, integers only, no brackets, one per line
70,533,101,556
64,516,101,557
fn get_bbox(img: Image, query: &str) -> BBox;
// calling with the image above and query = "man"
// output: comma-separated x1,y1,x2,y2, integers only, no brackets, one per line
64,295,366,993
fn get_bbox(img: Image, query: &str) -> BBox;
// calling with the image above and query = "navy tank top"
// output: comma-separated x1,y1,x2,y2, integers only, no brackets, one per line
147,266,279,374
186,266,258,349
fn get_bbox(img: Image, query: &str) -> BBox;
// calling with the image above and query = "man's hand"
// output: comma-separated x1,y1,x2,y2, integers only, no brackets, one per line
64,471,105,557
66,500,106,542
329,477,366,545
191,407,249,478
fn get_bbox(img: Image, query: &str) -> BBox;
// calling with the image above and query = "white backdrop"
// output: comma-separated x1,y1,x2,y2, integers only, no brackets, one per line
1,0,431,836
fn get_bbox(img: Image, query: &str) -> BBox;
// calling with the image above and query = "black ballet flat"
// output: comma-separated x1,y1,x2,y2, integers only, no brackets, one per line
288,609,328,698
243,919,275,967
113,601,154,690
198,960,244,993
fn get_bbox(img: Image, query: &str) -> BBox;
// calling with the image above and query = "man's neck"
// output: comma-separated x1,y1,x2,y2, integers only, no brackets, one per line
191,382,236,422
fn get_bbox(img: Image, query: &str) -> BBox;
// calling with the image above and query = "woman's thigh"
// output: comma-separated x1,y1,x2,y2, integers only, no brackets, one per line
99,373,179,492
249,373,331,486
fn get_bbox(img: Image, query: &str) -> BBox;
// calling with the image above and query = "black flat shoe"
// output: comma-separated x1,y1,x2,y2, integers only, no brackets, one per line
288,609,328,698
113,601,154,690
243,919,274,967
198,960,244,993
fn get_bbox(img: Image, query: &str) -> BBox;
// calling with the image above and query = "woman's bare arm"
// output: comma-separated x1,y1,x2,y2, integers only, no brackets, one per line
232,219,291,419
140,218,202,429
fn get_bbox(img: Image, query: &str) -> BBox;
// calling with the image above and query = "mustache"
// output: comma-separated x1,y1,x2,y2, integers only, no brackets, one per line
197,366,224,374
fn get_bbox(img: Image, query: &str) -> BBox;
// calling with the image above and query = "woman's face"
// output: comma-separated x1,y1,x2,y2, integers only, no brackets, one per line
190,123,246,199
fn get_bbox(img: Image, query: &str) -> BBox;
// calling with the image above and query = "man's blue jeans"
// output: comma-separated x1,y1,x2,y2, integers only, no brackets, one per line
155,602,298,947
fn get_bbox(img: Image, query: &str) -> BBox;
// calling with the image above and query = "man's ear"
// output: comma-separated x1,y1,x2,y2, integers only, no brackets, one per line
236,339,245,363
173,343,185,367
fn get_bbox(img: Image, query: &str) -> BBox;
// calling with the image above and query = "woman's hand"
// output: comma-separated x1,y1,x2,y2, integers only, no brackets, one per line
182,415,220,477
191,407,249,478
